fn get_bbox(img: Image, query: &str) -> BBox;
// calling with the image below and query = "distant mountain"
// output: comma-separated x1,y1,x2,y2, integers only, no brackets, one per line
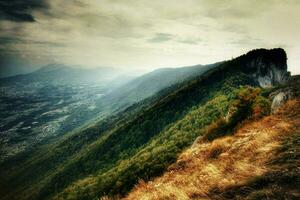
0,64,135,162
0,64,128,86
100,62,222,110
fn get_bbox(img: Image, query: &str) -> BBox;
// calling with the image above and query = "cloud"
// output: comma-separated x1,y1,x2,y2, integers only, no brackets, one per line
230,36,269,48
148,33,173,43
0,0,49,22
148,33,202,45
0,36,64,47
177,38,202,45
0,36,22,44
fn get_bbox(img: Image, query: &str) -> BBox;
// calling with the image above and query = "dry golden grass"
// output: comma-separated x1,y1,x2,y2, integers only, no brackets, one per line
122,100,300,200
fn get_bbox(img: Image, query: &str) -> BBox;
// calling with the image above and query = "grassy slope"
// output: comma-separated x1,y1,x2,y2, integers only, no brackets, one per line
124,97,300,200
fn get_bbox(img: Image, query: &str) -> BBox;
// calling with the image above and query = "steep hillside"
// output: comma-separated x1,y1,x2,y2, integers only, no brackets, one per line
102,63,221,108
124,87,300,200
0,48,290,200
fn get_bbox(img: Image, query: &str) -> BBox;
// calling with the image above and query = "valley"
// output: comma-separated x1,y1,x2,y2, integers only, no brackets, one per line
0,62,218,163
0,82,108,161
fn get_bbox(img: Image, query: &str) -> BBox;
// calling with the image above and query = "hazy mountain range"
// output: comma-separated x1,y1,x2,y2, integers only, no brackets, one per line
0,61,219,161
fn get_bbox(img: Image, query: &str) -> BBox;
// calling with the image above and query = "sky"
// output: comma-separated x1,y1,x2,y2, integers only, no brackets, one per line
0,0,300,77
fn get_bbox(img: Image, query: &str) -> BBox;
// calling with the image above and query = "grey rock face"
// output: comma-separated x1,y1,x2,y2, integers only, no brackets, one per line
256,67,290,88
248,58,289,87
271,92,288,113
270,90,294,113
242,48,290,88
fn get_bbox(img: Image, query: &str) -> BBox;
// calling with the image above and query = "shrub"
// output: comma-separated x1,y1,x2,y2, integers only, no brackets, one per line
202,118,227,141
252,96,271,119
203,87,271,142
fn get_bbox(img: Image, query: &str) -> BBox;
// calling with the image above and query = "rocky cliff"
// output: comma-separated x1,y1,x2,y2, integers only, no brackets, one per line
243,48,290,87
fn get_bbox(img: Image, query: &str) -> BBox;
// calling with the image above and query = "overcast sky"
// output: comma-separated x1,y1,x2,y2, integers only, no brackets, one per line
0,0,300,77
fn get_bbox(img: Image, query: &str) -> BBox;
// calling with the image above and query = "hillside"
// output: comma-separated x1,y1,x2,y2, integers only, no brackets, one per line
0,48,292,200
124,81,300,200
101,62,221,109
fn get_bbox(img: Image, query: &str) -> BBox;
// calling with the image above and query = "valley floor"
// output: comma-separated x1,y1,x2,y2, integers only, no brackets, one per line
122,99,300,200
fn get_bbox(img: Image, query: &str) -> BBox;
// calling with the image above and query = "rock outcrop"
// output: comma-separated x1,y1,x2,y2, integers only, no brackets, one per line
270,90,293,113
270,75,300,113
243,48,290,87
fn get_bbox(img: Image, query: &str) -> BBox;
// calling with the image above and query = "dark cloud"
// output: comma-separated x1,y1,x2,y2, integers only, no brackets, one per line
0,35,64,73
0,36,64,47
148,33,173,43
0,50,36,77
0,0,49,22
0,36,22,44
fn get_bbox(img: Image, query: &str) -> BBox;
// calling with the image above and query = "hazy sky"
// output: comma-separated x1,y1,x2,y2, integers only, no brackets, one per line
0,0,300,77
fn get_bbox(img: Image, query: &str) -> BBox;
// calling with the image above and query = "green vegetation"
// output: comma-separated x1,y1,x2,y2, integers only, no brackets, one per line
201,86,271,142
54,93,231,199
